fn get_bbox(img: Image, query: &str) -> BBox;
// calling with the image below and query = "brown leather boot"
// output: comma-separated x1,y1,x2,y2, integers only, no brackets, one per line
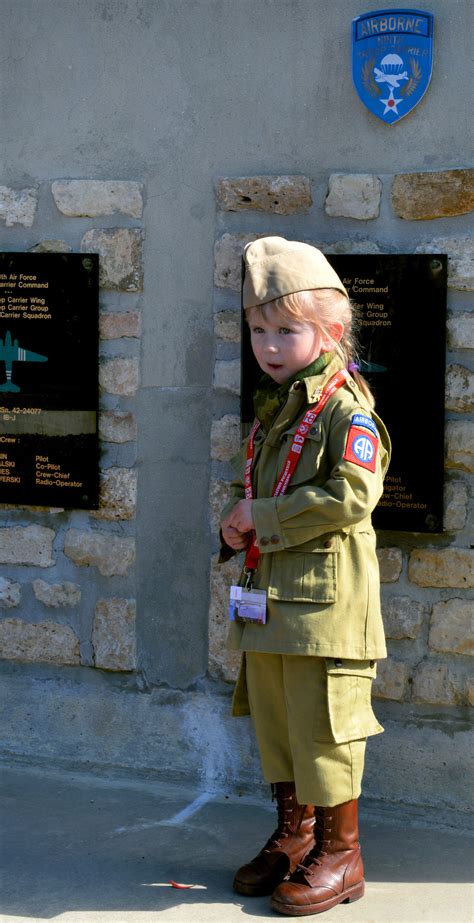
270,799,365,915
233,782,315,896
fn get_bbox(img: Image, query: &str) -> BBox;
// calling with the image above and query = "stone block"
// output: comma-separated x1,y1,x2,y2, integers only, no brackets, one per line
81,228,143,291
99,312,141,340
0,618,80,665
372,659,408,701
392,169,474,220
325,174,382,220
445,364,474,412
52,180,143,218
447,312,474,350
99,411,137,444
214,310,241,342
444,480,469,531
0,186,37,227
445,420,474,473
429,599,473,656
209,555,243,682
0,525,54,567
209,478,233,536
216,175,312,215
214,359,241,394
99,358,139,396
322,240,381,254
408,548,473,588
377,547,402,583
33,580,81,608
382,596,425,639
64,529,135,577
210,414,241,461
415,238,474,291
29,240,72,253
0,578,21,608
92,598,136,671
412,661,457,705
214,233,263,291
92,467,137,521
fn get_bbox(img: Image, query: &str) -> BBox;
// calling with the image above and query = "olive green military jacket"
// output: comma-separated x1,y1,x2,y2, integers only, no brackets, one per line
220,355,391,661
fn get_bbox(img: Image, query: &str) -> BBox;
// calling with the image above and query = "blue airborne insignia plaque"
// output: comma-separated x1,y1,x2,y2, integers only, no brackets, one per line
352,9,434,123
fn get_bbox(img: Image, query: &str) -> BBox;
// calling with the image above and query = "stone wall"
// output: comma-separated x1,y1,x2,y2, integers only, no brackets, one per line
209,170,473,710
0,181,142,673
0,170,472,711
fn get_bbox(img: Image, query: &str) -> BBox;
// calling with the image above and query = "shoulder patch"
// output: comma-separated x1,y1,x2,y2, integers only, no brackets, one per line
351,413,378,437
344,424,378,472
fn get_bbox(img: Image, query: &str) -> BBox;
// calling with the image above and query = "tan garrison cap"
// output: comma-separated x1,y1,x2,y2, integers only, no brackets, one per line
242,236,348,307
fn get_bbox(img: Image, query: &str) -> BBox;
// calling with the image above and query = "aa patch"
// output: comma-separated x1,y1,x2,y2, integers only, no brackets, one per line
344,425,378,472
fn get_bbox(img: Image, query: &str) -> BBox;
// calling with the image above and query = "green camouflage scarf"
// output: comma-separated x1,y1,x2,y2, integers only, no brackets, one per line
253,351,335,432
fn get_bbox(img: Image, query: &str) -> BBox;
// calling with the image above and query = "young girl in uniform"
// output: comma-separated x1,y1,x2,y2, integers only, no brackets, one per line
220,237,391,917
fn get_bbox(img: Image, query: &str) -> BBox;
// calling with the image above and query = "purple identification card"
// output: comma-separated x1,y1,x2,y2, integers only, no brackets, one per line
229,585,267,624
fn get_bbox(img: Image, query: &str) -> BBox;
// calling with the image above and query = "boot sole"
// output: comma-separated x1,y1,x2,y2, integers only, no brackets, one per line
270,879,365,915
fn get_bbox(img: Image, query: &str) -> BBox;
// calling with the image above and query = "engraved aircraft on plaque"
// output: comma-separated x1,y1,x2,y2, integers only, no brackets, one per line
0,330,48,392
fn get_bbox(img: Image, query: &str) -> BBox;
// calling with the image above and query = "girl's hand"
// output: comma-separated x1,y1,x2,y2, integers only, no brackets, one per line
226,499,255,534
221,523,251,551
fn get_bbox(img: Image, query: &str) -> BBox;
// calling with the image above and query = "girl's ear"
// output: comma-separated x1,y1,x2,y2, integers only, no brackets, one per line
321,321,344,350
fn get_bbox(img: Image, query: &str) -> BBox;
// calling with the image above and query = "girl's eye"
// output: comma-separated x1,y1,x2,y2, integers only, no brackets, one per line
251,326,264,334
279,327,291,335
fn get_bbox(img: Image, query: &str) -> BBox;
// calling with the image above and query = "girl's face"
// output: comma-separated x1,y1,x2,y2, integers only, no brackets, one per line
248,303,325,384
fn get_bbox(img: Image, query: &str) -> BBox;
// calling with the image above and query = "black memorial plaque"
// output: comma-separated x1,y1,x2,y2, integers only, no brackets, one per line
0,252,99,508
241,254,447,533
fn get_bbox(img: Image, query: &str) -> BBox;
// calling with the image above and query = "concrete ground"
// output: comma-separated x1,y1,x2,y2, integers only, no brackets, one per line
1,763,472,923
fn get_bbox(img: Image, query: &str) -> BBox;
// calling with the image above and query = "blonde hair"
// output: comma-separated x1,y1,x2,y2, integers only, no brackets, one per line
246,289,375,407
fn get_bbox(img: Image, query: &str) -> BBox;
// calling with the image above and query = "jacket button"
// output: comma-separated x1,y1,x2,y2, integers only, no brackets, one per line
260,536,270,546
270,534,280,544
324,540,333,549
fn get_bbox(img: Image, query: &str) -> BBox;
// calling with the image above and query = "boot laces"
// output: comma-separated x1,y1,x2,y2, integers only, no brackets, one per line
263,786,305,851
294,808,333,874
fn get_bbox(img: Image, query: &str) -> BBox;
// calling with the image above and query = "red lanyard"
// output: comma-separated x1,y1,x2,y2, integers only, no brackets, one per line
244,369,349,572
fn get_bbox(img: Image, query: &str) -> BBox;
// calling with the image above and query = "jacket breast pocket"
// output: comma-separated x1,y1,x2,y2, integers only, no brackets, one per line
267,535,340,603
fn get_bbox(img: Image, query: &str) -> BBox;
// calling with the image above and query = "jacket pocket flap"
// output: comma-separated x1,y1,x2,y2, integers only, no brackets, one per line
285,534,341,554
282,423,322,443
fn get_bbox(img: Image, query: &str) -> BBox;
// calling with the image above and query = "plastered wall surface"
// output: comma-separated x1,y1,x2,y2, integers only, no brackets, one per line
0,0,472,814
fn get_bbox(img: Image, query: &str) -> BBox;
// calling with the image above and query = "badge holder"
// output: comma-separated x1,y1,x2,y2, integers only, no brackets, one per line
229,569,267,624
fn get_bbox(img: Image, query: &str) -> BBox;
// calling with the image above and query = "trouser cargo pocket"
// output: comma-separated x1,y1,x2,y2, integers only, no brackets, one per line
315,658,384,744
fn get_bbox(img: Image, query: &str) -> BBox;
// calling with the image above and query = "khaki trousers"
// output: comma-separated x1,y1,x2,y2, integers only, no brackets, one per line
245,652,383,807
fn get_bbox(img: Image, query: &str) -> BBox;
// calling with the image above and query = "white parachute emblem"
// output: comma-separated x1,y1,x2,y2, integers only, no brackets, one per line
374,54,409,115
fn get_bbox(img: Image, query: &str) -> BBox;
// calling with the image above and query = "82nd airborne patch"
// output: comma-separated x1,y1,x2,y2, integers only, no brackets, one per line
344,424,378,472
352,8,434,124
